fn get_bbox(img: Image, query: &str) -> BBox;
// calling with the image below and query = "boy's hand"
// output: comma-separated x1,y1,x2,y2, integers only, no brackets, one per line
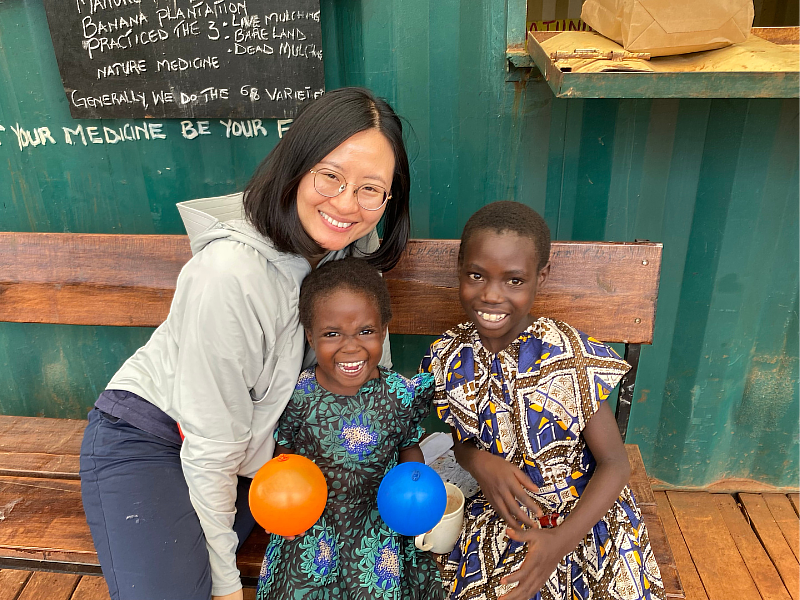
469,450,543,529
498,527,568,600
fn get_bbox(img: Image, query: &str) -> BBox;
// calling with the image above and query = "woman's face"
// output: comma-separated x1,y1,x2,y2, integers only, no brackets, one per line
296,129,395,256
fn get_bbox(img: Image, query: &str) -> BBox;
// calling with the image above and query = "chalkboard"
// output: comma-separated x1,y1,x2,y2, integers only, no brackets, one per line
43,0,325,119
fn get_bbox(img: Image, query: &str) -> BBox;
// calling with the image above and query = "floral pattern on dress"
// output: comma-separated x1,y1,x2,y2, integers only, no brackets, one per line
356,530,402,596
421,318,665,600
256,536,283,599
338,413,380,460
299,520,339,584
255,367,443,600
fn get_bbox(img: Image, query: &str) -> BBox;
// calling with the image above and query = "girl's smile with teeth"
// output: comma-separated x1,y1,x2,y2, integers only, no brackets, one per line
306,288,386,396
337,361,366,374
477,311,507,323
458,230,550,355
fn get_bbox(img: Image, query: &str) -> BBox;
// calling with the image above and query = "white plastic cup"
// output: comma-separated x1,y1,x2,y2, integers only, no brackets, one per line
414,482,465,554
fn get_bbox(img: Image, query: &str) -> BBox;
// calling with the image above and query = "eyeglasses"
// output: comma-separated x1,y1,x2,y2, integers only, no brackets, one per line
309,169,391,211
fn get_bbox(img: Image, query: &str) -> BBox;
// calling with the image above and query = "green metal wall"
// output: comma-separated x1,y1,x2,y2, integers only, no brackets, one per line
1,0,797,488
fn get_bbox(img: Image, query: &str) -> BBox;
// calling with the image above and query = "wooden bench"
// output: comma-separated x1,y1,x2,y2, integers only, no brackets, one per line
0,232,683,596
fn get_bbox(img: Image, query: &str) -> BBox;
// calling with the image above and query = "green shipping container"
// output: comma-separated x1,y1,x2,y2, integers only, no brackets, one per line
0,0,797,488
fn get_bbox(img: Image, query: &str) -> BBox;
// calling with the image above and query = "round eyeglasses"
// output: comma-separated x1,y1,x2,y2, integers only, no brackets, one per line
309,169,391,211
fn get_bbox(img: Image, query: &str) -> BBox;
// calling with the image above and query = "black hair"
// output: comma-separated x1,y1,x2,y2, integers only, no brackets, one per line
299,257,393,330
243,87,410,272
459,201,551,270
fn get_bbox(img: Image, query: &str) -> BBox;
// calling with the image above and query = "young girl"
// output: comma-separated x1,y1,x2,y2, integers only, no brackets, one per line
256,257,444,600
421,201,664,600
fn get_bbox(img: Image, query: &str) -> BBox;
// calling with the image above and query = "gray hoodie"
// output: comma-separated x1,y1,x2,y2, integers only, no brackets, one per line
107,193,390,596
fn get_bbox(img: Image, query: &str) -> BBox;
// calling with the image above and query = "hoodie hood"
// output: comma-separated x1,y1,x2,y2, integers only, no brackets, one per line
177,193,275,256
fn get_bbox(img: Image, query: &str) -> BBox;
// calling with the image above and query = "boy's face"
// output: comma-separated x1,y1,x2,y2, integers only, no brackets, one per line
458,230,550,355
306,288,386,396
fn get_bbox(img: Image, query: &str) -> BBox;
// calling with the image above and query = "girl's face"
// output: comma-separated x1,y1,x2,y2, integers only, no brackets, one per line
458,230,550,355
306,288,386,396
296,129,395,260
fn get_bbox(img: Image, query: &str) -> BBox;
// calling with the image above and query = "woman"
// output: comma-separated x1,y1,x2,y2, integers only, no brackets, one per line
79,87,411,600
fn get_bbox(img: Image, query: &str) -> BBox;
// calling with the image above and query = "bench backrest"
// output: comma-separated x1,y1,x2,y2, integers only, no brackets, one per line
0,232,662,438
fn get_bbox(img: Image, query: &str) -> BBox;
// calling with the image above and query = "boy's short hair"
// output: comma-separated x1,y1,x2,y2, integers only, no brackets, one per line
459,201,551,270
299,257,393,330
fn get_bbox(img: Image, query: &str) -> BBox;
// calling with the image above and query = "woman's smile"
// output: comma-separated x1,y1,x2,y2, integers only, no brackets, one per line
319,210,355,231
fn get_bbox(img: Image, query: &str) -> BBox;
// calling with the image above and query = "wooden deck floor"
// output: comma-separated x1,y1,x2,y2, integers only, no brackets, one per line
2,491,798,600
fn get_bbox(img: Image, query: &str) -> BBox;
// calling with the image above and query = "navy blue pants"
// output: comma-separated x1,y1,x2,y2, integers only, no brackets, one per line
80,408,256,600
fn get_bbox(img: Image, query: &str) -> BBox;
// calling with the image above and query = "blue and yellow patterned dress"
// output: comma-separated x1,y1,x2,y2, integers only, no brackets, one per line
255,366,444,600
421,318,664,600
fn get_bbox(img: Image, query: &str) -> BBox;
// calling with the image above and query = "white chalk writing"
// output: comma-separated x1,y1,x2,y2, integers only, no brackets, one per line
70,89,148,109
219,118,268,138
0,120,289,152
9,124,57,151
97,59,147,80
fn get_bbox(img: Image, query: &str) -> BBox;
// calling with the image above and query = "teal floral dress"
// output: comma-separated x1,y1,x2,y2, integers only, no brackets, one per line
256,366,444,600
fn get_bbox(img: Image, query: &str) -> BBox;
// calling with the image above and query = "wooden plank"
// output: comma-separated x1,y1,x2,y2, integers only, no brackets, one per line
0,473,265,577
17,571,80,600
740,493,800,599
753,27,800,45
790,493,800,517
0,415,83,478
764,493,800,562
668,491,761,600
527,29,800,99
655,491,708,600
0,234,662,344
243,588,257,600
0,233,192,328
0,415,85,456
0,452,81,480
640,505,684,598
0,570,32,600
626,445,656,507
71,576,110,600
387,240,662,342
0,477,97,565
715,494,792,600
237,526,270,580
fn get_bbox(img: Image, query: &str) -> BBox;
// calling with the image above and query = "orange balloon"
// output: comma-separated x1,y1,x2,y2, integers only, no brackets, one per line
249,454,328,537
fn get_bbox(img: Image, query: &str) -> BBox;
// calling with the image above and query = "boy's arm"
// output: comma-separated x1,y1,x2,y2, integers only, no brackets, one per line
450,426,542,528
498,401,629,600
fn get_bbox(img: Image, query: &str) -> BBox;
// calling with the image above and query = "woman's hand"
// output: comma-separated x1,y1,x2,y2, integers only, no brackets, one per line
497,527,568,600
212,590,243,600
451,432,542,529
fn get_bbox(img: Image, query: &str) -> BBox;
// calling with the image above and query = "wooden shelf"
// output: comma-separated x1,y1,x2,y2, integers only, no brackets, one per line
519,27,798,99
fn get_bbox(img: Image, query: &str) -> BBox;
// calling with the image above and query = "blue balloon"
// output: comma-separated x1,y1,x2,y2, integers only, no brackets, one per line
377,462,447,536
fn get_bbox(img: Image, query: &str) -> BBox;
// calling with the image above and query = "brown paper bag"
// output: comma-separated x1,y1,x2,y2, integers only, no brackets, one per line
580,0,754,57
